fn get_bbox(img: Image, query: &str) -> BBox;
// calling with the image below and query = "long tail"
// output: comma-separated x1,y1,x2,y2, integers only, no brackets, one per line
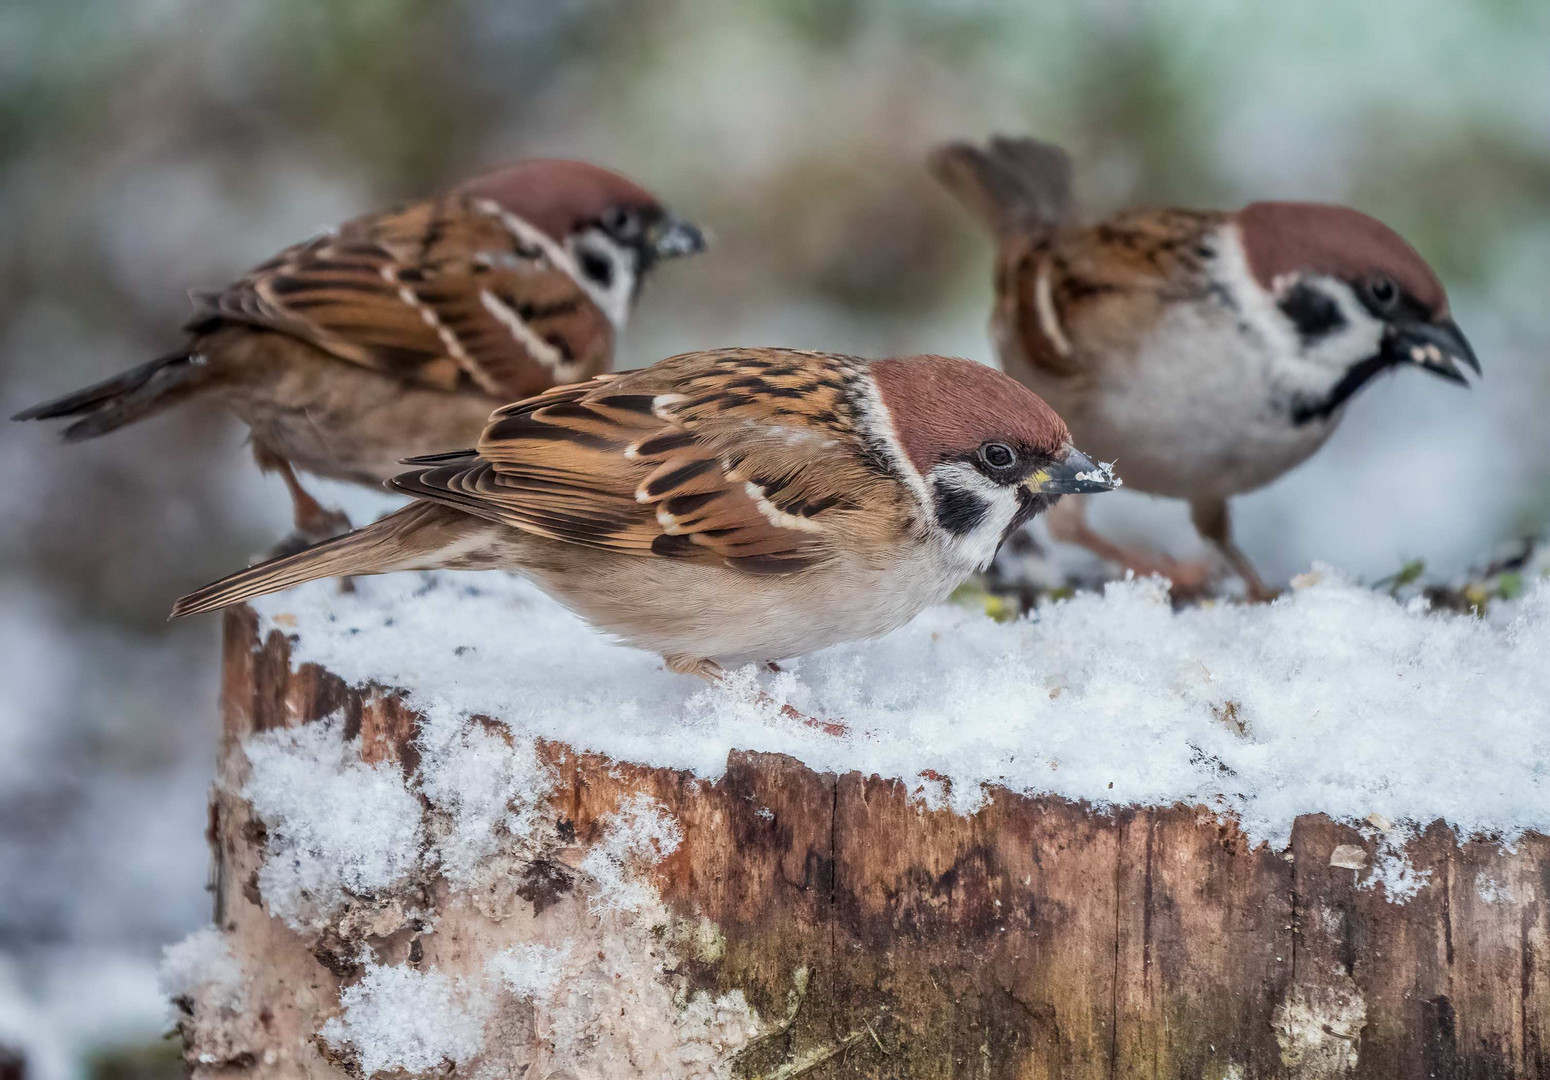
13,351,211,441
928,136,1075,237
171,503,470,618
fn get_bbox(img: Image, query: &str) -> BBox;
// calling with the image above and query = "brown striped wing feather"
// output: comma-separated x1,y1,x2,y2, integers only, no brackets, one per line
390,349,910,574
187,195,612,399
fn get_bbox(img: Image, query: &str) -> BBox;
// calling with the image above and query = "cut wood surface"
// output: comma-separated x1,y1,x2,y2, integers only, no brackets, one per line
181,606,1550,1080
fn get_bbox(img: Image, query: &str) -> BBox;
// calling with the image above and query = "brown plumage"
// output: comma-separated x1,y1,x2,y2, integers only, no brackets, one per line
15,159,706,550
172,347,1113,677
932,136,1477,599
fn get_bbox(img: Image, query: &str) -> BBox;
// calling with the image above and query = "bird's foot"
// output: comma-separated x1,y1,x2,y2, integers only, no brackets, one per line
765,695,848,738
665,655,848,737
1238,580,1281,604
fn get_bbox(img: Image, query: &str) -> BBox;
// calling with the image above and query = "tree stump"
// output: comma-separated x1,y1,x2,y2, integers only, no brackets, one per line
176,605,1550,1080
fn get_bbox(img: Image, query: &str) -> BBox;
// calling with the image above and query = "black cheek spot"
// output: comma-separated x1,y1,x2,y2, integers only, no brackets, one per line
932,477,991,537
579,250,613,287
1279,282,1346,343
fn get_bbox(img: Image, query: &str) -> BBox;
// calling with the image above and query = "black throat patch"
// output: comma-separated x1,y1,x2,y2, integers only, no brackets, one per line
1289,353,1392,425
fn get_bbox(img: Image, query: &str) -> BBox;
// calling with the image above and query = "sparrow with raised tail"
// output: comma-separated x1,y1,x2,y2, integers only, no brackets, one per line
171,348,1114,677
14,159,706,553
931,137,1478,600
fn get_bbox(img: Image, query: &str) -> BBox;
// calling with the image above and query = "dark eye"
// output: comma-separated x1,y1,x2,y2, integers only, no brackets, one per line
979,442,1016,469
1366,275,1398,310
602,206,637,238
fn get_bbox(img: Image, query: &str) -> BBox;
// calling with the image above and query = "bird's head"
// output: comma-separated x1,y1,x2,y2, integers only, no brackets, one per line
869,355,1116,569
458,159,706,327
1233,201,1477,423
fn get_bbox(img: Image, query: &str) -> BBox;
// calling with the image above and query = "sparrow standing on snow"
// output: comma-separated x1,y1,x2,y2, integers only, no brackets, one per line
931,137,1478,599
171,348,1114,677
15,160,706,553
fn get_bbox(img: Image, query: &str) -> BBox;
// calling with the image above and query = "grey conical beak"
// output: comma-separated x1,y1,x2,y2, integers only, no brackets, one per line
1025,447,1120,495
1384,316,1480,385
649,213,708,261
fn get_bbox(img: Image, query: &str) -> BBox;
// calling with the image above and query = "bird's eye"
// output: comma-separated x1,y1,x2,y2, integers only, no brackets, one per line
1366,275,1398,310
979,442,1016,469
602,207,637,238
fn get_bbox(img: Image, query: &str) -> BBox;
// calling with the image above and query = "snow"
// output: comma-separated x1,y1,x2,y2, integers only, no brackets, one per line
578,795,684,914
318,962,490,1076
488,943,569,999
158,926,245,1013
242,721,424,930
250,567,1550,850
415,715,550,888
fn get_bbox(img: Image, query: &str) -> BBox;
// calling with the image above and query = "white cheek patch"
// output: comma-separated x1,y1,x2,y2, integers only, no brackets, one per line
565,229,638,330
928,461,1023,573
1217,226,1387,401
1293,277,1385,373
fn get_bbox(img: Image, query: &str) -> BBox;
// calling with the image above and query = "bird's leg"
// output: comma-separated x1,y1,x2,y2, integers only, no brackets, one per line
253,444,353,559
1190,497,1277,603
664,655,847,737
1044,495,1214,596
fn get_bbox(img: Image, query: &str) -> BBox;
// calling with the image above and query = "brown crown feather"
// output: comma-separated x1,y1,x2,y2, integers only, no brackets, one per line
870,355,1070,475
455,159,664,243
1236,202,1447,316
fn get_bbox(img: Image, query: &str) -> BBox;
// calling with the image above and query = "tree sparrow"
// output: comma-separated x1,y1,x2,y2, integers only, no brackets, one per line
14,159,706,553
931,136,1478,599
171,348,1114,676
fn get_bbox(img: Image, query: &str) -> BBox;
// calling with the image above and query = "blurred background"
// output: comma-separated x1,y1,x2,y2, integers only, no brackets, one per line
0,1,1546,1075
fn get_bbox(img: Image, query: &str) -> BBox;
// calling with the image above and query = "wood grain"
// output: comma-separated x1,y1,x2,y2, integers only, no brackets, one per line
185,607,1549,1079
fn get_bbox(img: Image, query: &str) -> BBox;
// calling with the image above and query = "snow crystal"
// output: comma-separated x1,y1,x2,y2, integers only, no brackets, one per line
415,713,551,887
158,925,245,1013
242,720,424,929
487,943,569,999
1360,828,1431,903
1474,871,1514,904
579,794,683,914
319,962,490,1076
252,566,1550,847
1075,459,1123,488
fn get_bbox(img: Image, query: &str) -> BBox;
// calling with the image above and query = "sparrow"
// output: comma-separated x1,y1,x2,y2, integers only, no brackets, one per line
14,159,706,553
930,136,1479,600
170,347,1115,677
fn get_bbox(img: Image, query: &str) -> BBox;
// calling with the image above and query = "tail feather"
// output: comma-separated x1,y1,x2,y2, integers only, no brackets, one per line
171,503,460,618
928,136,1075,237
13,351,207,441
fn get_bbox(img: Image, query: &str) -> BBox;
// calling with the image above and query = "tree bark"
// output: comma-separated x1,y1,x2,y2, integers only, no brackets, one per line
181,606,1550,1080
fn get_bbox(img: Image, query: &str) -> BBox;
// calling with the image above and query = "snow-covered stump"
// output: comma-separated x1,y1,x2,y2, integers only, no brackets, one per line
176,578,1550,1080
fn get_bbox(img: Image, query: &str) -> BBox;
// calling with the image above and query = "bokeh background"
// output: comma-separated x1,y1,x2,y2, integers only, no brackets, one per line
1,1,1547,1075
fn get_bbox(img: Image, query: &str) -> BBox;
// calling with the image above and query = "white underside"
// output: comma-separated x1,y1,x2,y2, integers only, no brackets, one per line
518,538,980,667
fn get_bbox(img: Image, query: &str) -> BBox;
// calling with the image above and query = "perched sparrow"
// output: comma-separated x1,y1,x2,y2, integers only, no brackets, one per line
15,159,706,552
171,348,1114,676
931,137,1478,599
